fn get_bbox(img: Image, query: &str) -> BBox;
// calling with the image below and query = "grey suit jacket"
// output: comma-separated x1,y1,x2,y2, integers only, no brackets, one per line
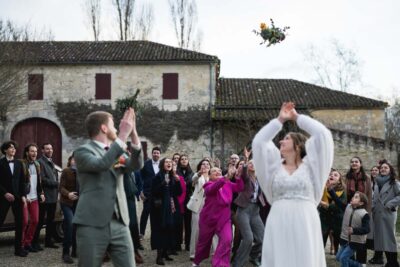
72,140,143,227
38,156,59,203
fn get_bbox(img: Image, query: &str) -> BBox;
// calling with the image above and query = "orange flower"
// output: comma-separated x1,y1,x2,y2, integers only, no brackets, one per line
260,22,267,30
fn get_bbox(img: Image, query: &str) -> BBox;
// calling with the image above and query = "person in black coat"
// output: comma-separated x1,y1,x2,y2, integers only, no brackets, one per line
150,158,182,265
139,147,161,238
176,153,194,251
0,141,27,257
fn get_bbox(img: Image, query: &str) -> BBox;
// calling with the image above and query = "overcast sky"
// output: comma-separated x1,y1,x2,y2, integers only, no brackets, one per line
1,0,399,103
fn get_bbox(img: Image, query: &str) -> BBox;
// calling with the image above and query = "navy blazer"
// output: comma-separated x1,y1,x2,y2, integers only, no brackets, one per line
140,159,156,198
0,157,25,198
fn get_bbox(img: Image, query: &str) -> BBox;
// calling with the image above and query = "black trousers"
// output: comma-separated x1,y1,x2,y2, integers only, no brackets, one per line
183,208,192,249
139,199,150,236
32,202,57,244
374,251,400,267
0,198,23,253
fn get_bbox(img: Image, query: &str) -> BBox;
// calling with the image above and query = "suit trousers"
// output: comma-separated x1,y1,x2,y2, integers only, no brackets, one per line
33,202,57,245
139,199,150,236
76,217,135,267
0,198,23,253
232,203,264,267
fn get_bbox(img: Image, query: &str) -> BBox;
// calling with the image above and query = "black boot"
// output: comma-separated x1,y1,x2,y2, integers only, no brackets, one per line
369,251,384,264
156,249,165,265
163,249,174,261
385,251,400,267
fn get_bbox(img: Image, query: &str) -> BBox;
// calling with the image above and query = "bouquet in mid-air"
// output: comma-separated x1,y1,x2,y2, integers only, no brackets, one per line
254,19,290,47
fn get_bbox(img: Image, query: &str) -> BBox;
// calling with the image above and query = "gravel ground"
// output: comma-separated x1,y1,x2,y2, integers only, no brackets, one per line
0,202,391,267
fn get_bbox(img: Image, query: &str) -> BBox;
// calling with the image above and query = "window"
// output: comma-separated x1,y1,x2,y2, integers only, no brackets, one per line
162,73,178,99
28,74,43,100
95,73,111,99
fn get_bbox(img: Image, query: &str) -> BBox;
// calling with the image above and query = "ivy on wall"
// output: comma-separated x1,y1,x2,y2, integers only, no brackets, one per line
54,101,210,150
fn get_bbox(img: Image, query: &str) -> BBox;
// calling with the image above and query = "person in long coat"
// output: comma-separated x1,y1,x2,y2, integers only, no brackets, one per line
150,158,182,265
369,160,400,267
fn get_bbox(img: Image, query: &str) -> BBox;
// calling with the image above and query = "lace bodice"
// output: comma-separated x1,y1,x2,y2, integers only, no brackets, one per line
271,163,315,203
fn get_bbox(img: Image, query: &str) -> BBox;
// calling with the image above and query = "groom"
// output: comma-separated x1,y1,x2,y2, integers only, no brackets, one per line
73,108,143,267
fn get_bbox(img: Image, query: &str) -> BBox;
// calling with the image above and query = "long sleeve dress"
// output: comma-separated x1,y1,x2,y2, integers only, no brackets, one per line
252,114,334,267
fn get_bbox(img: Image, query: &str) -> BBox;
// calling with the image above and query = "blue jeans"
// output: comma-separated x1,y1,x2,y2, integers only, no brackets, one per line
61,203,76,254
336,244,362,267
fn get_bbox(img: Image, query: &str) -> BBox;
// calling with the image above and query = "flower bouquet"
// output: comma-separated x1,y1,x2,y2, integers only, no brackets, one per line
254,19,290,47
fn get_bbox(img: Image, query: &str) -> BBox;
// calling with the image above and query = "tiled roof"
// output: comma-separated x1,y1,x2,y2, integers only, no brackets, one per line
214,78,387,120
0,41,219,64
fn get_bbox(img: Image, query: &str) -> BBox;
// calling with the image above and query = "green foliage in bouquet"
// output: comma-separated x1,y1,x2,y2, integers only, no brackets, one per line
254,19,290,47
115,89,142,118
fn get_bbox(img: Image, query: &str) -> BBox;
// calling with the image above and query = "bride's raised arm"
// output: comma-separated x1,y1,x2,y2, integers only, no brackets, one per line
252,118,283,203
297,115,334,203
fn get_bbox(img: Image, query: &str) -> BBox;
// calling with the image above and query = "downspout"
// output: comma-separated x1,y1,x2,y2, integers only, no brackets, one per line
209,62,214,158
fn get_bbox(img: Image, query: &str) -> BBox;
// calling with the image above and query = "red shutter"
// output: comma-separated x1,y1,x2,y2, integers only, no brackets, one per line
163,73,178,99
28,74,43,100
95,73,111,99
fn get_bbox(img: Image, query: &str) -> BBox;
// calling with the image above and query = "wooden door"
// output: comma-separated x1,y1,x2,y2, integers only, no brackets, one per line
11,118,62,166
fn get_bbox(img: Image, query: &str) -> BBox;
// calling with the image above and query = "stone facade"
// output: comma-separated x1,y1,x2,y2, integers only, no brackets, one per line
311,109,385,139
3,63,217,167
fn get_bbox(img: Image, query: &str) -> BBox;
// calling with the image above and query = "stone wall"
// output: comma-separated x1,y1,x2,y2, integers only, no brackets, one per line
212,122,399,173
311,109,385,139
25,64,215,111
3,63,217,167
332,129,398,173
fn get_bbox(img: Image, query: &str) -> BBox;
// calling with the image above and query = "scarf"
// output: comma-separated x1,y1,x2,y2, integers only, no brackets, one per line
376,175,391,190
321,184,344,203
347,171,365,194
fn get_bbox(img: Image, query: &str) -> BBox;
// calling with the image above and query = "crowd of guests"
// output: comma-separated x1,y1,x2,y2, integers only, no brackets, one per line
1,139,400,267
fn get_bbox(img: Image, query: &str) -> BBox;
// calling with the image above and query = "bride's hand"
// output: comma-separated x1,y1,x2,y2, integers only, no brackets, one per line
278,102,298,123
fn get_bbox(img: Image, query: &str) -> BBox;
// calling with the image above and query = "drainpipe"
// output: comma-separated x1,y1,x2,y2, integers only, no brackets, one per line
209,62,215,158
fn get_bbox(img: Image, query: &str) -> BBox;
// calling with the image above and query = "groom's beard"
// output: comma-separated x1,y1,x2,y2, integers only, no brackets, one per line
106,130,117,142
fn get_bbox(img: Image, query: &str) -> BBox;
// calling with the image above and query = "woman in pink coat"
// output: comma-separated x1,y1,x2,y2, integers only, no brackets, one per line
192,166,244,267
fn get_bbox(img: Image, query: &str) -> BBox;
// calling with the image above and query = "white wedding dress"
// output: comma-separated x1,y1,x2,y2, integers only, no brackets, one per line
252,115,334,267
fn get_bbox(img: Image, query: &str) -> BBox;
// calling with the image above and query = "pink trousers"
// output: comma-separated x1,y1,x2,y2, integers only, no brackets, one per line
22,200,39,247
194,220,232,267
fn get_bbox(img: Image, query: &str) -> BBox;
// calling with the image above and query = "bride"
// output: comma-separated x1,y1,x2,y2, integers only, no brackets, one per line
252,102,334,267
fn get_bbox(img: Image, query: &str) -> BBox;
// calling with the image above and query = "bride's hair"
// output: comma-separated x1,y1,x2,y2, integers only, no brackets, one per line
288,132,307,159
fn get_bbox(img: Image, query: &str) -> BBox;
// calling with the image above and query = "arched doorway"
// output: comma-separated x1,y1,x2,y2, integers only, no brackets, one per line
11,118,62,166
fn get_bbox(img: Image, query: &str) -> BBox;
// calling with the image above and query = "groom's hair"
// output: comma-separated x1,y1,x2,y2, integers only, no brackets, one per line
85,111,113,138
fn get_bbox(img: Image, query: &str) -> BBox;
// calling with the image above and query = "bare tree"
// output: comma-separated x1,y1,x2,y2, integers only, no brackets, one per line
304,39,362,93
168,0,201,49
191,29,203,51
85,0,102,41
113,0,135,40
134,2,154,40
0,19,53,141
385,87,400,143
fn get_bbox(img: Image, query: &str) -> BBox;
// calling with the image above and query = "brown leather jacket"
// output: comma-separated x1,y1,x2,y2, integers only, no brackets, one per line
59,167,78,206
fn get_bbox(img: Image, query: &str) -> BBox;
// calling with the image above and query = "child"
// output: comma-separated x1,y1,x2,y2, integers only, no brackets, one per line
336,191,370,267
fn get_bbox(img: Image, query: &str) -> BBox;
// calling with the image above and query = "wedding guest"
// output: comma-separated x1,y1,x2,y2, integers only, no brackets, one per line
150,158,182,265
20,143,45,254
0,141,27,257
192,166,244,267
369,160,400,267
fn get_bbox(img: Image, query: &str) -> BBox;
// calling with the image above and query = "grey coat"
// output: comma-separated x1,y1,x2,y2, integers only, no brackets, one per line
372,179,400,252
73,141,143,227
38,156,59,203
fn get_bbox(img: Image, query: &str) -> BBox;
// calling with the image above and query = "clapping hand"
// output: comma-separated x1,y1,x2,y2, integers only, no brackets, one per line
278,102,298,123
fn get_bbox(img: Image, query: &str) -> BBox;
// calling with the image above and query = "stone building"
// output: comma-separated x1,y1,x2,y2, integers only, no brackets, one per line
213,78,396,171
0,41,397,171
